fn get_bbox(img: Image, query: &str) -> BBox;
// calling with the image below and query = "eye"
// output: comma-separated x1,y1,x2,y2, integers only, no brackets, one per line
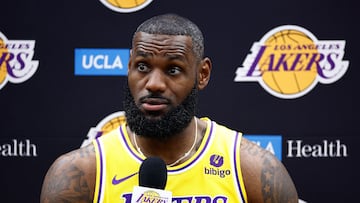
168,66,182,75
137,62,150,72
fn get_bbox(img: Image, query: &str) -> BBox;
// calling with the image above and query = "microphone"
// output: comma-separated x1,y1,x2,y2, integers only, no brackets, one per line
139,156,167,189
131,157,172,203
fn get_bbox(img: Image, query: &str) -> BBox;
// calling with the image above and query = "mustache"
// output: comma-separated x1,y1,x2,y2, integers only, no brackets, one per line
139,93,171,103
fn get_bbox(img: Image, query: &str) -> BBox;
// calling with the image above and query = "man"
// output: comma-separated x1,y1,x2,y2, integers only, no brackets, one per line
40,13,298,203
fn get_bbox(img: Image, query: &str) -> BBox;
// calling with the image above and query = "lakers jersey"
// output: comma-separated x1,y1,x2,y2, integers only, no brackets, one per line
92,117,248,203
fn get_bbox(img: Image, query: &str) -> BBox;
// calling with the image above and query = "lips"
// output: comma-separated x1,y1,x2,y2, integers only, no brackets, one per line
141,97,169,112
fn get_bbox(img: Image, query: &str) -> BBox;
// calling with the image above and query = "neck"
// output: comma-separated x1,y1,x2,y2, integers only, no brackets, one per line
131,117,202,166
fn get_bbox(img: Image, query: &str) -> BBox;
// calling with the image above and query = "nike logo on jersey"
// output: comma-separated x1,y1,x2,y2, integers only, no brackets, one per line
112,172,138,185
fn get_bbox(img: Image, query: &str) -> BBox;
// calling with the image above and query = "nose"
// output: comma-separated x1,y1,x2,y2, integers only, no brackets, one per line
145,69,166,93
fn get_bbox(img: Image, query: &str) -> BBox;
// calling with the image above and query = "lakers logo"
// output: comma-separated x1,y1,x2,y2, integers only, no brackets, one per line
81,111,126,147
99,0,153,13
135,190,168,203
0,31,39,90
234,25,349,99
0,38,8,86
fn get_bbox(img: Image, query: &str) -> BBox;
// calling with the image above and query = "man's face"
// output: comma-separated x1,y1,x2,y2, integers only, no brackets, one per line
124,32,199,139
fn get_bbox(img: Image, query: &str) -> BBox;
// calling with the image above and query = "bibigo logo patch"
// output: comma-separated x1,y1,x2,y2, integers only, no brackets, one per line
0,31,39,90
99,0,153,13
234,25,349,99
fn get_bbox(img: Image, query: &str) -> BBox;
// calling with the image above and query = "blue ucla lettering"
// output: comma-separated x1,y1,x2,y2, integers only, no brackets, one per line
82,54,123,69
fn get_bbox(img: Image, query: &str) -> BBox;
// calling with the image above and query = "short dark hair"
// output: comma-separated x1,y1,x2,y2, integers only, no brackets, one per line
133,13,204,60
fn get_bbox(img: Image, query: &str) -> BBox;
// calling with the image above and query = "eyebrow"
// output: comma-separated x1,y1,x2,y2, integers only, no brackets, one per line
134,50,187,61
135,50,152,58
165,52,186,61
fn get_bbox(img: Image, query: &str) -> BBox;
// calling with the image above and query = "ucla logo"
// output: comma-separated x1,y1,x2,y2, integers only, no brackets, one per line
244,135,282,161
99,0,153,13
0,31,39,90
74,48,129,76
234,25,349,99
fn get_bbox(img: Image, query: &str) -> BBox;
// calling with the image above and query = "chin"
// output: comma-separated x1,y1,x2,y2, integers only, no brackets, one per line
143,111,165,120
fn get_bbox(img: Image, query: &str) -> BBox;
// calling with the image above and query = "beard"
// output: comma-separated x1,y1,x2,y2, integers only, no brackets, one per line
123,83,198,140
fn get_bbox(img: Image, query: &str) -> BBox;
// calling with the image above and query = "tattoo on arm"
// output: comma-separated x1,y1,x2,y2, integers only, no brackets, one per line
241,139,298,203
261,152,298,203
41,147,94,203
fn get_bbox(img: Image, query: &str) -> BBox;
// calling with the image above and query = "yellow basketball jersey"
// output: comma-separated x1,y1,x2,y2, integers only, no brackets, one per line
93,117,248,203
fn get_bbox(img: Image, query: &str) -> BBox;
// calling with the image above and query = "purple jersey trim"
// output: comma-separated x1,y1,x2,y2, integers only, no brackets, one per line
168,121,214,172
233,132,246,202
119,125,143,162
95,138,104,203
118,121,214,172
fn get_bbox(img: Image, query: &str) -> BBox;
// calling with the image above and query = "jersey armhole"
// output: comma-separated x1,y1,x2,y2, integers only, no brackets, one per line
235,132,249,203
92,139,103,203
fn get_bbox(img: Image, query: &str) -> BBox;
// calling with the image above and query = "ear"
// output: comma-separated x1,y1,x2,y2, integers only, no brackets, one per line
197,57,212,90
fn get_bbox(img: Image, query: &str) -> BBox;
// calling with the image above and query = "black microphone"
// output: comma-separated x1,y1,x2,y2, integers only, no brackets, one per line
131,157,172,203
138,157,167,189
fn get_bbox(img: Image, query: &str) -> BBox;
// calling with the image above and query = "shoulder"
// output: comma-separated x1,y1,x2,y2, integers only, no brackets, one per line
240,137,298,203
40,144,96,203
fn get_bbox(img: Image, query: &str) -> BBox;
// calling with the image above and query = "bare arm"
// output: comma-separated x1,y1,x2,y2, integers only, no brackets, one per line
240,138,298,203
40,144,96,203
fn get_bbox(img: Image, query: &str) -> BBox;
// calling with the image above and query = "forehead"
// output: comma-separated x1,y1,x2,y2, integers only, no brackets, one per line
132,32,193,56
